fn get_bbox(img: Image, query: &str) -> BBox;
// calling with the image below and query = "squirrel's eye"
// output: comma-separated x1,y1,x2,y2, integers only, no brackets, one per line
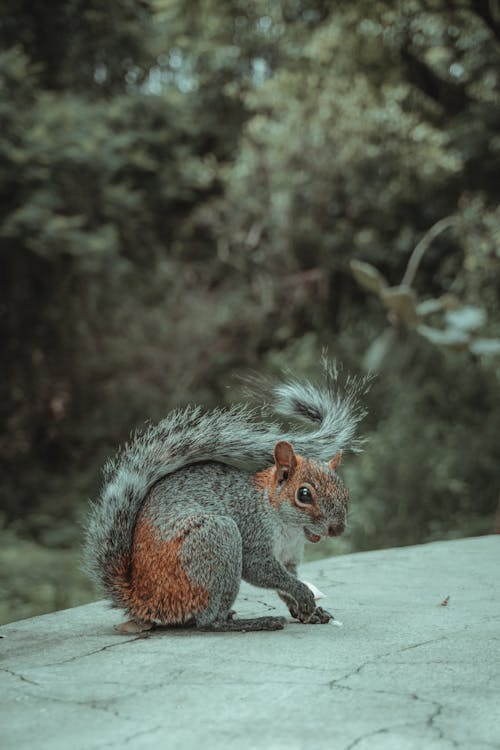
296,486,313,505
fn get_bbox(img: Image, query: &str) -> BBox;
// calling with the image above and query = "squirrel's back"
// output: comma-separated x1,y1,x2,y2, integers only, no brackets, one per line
83,362,368,609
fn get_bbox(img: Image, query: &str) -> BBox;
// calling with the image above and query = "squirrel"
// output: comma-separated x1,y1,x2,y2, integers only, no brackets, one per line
84,362,367,633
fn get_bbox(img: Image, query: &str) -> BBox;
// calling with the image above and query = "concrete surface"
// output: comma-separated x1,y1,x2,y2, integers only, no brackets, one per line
1,536,499,750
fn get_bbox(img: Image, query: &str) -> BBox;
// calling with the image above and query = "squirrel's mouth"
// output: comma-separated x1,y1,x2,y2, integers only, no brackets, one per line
304,527,322,544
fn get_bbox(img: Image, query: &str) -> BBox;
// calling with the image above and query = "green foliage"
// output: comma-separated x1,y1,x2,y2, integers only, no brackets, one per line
203,0,500,551
346,341,499,548
1,1,499,623
0,0,156,92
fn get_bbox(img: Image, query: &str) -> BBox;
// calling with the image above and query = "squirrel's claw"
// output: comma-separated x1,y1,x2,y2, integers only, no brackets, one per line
306,606,334,624
294,606,334,625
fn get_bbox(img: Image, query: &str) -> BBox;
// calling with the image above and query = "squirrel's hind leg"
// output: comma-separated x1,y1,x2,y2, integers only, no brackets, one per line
184,518,287,632
181,515,245,627
129,508,243,627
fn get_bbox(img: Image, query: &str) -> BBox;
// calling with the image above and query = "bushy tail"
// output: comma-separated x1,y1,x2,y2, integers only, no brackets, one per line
270,360,369,458
83,362,368,606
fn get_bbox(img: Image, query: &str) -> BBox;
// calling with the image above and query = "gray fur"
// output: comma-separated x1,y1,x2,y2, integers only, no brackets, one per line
179,513,242,627
83,364,367,624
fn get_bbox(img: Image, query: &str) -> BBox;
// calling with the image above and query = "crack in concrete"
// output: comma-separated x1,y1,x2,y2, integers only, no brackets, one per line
44,636,143,666
1,666,41,687
1,667,140,723
101,724,163,749
7,684,137,723
398,635,448,652
326,644,466,750
424,699,467,749
0,633,144,675
2,664,307,706
242,597,279,612
344,726,390,750
329,682,463,750
328,652,381,689
238,656,332,673
1,659,477,750
341,699,457,750
328,633,452,690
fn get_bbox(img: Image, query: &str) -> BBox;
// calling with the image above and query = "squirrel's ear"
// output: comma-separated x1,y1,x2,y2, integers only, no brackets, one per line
328,449,343,472
274,441,297,483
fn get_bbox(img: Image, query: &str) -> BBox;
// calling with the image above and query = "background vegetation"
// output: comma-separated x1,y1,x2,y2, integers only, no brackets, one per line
1,0,499,625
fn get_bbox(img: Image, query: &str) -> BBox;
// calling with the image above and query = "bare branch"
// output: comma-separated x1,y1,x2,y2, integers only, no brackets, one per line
402,216,458,288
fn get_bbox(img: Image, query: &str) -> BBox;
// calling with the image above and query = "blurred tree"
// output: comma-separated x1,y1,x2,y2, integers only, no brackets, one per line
0,2,220,508
0,0,343,514
0,0,155,92
200,0,500,545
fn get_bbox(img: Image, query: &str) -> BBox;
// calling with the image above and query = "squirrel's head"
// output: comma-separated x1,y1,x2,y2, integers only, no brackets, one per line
254,440,348,544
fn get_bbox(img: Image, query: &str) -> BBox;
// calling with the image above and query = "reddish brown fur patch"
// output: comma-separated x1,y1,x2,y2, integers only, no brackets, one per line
126,516,210,625
109,554,133,606
253,455,307,508
253,465,274,493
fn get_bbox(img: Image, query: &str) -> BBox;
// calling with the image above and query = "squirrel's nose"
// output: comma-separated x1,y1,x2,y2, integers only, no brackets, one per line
328,522,345,537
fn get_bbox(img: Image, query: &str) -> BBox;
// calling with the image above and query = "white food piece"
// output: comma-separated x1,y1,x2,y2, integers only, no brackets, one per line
301,580,326,600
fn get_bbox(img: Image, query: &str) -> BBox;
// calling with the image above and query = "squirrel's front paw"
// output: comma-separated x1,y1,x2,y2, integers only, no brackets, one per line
291,583,316,621
305,606,333,624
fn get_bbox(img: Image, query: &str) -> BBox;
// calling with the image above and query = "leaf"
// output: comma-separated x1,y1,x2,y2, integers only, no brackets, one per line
362,328,395,371
469,338,500,356
381,285,419,326
416,298,444,316
416,294,458,316
417,325,470,349
445,306,486,333
350,259,388,295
